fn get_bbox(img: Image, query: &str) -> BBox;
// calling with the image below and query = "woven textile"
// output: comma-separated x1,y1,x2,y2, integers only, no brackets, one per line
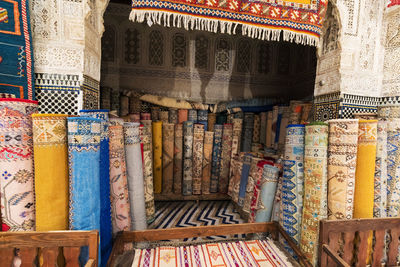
0,99,37,231
270,107,278,147
387,119,400,217
354,120,377,219
241,113,254,152
111,91,120,115
281,125,305,244
129,96,142,114
210,125,223,193
202,131,214,195
278,107,290,153
232,118,243,155
327,119,358,220
207,113,216,132
169,109,178,124
300,123,328,266
188,109,197,122
266,111,273,147
100,87,111,110
288,101,302,124
300,103,312,124
120,96,129,116
174,124,183,194
162,123,175,194
33,114,68,231
374,121,388,218
253,164,279,223
68,117,101,232
79,110,112,264
152,121,163,194
238,154,252,206
183,121,194,195
252,114,261,143
141,113,151,120
129,113,140,122
178,109,188,123
260,112,267,145
131,239,294,267
124,122,147,230
243,157,262,213
109,124,131,234
272,174,283,222
151,107,160,121
219,124,233,193
160,111,169,123
228,155,243,203
139,123,156,224
193,124,204,195
197,110,208,130
0,0,34,99
130,0,327,45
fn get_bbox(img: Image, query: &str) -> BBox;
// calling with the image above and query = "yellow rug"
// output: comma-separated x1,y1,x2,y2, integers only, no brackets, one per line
152,121,163,193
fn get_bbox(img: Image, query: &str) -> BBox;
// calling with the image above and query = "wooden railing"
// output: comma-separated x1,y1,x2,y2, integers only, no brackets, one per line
319,218,400,267
0,230,99,267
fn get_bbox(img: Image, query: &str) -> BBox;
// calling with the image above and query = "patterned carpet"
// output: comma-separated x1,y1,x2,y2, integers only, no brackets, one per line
149,200,245,241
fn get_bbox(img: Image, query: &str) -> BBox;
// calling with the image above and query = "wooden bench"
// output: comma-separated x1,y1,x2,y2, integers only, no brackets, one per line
107,221,311,267
319,218,400,267
0,230,99,267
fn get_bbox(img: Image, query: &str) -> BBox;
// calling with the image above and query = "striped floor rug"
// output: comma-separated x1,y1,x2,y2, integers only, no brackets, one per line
149,201,245,241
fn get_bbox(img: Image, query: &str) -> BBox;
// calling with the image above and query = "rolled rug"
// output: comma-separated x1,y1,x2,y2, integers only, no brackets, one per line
227,114,234,124
182,121,194,195
207,113,216,132
238,154,253,206
387,119,400,217
327,119,358,220
202,131,214,194
188,109,198,122
243,157,263,213
210,125,223,193
266,111,273,148
193,124,205,194
141,113,151,121
281,124,305,244
109,124,131,233
229,154,244,203
178,109,188,123
173,124,183,194
270,106,278,148
139,123,155,224
374,120,388,218
120,95,129,116
79,110,113,265
111,91,120,115
169,109,178,124
218,124,233,193
300,103,312,124
129,96,142,114
232,118,243,155
197,110,208,130
162,123,175,194
33,114,69,231
151,106,160,121
152,121,163,194
241,113,254,152
159,111,169,123
288,101,303,125
252,114,261,143
216,113,227,125
260,112,267,145
124,122,147,230
129,113,140,122
0,99,37,231
300,122,328,266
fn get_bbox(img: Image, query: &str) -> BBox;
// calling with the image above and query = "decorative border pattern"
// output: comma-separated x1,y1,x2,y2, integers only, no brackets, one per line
81,75,100,109
313,92,340,121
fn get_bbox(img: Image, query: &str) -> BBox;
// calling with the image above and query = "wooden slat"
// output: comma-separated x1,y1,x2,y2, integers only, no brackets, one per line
42,247,59,267
372,230,385,266
356,231,371,267
319,220,329,267
327,231,341,267
388,228,400,266
107,233,124,267
19,248,37,267
85,259,95,267
322,244,350,267
64,247,81,267
342,231,355,264
320,218,400,233
0,248,15,267
88,231,99,267
121,223,276,242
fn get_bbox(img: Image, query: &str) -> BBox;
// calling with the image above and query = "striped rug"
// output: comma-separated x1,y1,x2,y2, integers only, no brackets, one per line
149,201,245,241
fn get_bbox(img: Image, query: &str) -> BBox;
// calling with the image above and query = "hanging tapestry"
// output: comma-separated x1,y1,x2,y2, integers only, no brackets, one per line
197,110,208,130
207,113,216,132
219,123,233,193
139,122,156,223
33,114,69,231
130,0,327,45
354,120,377,219
168,109,178,124
152,121,163,194
387,119,400,217
0,0,34,99
299,122,328,266
131,239,295,267
162,123,174,194
281,124,305,244
124,122,147,230
327,119,358,220
192,124,204,195
183,121,194,195
241,113,254,152
238,154,253,206
174,123,183,194
202,131,214,194
80,109,113,265
178,109,188,123
109,124,131,234
210,124,223,193
188,109,197,122
374,120,387,218
243,157,262,213
0,99,37,231
253,164,279,223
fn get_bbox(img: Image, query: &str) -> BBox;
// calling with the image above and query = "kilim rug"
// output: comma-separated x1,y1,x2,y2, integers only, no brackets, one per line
163,123,175,194
0,99,37,231
243,157,263,213
152,121,163,194
131,239,294,267
202,131,214,195
374,120,387,218
130,0,327,45
210,125,223,193
299,122,328,266
219,124,233,193
193,124,205,195
32,114,69,231
386,119,400,217
174,124,183,194
124,122,147,230
207,113,216,132
183,121,194,195
327,119,358,220
0,0,34,99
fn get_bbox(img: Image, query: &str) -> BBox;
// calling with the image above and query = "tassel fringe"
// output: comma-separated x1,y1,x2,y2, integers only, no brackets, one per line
130,9,319,46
